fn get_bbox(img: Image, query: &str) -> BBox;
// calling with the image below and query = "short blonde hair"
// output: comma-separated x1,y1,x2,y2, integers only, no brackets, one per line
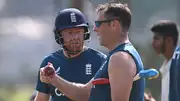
96,2,131,30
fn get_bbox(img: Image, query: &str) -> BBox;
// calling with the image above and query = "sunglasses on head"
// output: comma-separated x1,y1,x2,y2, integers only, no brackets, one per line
95,19,120,28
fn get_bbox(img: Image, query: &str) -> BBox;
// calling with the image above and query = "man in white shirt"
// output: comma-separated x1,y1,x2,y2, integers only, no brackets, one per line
151,20,179,101
159,59,171,101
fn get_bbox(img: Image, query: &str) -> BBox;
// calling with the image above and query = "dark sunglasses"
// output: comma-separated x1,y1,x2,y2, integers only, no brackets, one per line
95,19,120,28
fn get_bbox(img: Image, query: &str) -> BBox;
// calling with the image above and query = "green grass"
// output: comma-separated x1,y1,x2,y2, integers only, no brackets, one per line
0,87,34,101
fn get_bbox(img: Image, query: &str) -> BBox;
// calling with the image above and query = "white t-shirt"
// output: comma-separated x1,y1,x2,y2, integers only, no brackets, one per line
160,59,172,101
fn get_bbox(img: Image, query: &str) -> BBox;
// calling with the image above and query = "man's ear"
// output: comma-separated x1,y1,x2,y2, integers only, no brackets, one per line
110,20,121,31
165,37,173,45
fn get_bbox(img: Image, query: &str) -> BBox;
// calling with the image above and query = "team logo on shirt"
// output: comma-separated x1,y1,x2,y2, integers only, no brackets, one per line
55,67,61,74
85,63,92,75
173,51,180,59
54,66,64,96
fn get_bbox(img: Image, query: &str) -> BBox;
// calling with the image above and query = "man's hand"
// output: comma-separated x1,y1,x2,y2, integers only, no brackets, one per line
39,62,91,101
40,62,56,83
144,92,156,101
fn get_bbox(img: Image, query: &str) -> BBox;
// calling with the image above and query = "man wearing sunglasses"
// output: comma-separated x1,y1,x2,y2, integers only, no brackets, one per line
39,2,145,101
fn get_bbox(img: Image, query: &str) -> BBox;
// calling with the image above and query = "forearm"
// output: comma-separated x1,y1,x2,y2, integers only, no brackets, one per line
34,92,50,101
51,75,90,101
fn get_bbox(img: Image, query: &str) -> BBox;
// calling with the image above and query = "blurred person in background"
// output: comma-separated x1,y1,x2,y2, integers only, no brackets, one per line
33,8,106,101
39,2,145,101
151,20,180,101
